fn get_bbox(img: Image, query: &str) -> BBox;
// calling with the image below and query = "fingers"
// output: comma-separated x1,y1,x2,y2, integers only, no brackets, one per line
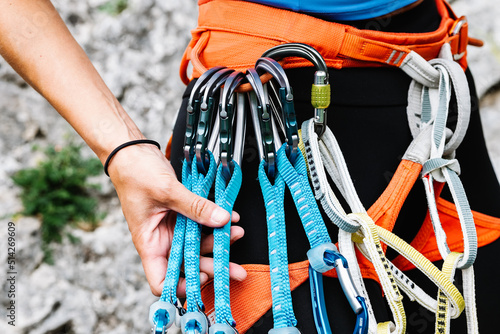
231,211,240,223
200,225,245,255
199,256,248,282
141,252,168,297
164,179,231,228
176,273,209,298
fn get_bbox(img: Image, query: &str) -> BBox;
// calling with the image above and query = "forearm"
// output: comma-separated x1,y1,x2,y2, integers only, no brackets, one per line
0,0,143,163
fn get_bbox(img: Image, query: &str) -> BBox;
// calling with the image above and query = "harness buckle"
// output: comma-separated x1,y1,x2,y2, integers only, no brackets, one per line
450,16,468,61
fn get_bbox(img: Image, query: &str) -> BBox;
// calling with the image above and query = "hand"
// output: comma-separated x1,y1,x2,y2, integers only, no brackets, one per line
107,143,247,296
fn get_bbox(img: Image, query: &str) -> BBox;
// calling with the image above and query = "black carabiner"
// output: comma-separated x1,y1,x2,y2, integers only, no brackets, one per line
194,68,234,174
246,68,277,180
219,71,247,184
184,66,226,166
255,57,299,164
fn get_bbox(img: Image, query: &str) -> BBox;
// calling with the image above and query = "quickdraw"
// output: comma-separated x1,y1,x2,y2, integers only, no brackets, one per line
210,71,246,334
250,45,369,334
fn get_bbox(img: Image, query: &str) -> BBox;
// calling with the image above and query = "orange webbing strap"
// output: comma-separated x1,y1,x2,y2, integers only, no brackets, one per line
355,156,500,277
201,261,309,333
392,198,500,272
181,0,473,84
368,159,423,233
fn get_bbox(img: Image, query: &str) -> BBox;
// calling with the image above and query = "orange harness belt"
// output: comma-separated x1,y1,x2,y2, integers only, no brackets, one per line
180,0,481,84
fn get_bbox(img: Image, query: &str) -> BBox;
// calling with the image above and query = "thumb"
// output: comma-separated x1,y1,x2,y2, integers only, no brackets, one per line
165,179,230,228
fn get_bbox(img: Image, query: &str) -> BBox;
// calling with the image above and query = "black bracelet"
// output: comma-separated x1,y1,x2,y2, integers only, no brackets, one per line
104,139,161,176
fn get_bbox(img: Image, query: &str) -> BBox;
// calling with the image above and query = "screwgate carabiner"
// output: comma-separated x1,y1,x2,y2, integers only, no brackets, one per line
261,43,330,136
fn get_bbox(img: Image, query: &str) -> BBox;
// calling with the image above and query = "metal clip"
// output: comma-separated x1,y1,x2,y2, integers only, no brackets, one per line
450,17,468,61
255,57,299,164
261,43,330,136
309,249,369,334
312,71,330,136
194,68,234,174
185,66,225,166
247,68,277,180
219,71,247,183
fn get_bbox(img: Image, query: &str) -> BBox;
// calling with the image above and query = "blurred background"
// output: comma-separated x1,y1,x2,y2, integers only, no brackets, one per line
0,0,499,333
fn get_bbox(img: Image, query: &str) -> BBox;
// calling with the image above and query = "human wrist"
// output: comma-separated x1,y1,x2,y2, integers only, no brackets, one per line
105,141,167,182
104,139,161,176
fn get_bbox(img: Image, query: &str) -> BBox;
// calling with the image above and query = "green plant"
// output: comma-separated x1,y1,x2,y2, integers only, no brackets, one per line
98,0,128,15
12,143,103,262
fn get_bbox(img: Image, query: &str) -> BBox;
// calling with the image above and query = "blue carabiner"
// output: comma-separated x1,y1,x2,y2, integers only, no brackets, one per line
180,311,209,334
153,310,168,334
309,249,369,334
308,265,332,334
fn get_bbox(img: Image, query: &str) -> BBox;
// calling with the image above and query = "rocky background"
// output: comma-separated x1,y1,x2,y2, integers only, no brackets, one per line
0,0,499,333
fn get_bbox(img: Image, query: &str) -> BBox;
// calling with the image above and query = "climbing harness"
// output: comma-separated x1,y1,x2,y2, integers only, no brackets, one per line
180,0,478,85
151,0,496,331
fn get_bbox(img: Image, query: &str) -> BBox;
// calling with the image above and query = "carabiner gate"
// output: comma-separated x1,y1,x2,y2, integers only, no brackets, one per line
309,247,369,334
194,68,234,174
255,57,299,164
219,71,247,183
246,68,277,180
185,66,226,165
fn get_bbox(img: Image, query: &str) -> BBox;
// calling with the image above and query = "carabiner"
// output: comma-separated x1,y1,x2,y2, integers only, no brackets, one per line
261,43,330,136
149,301,177,334
180,310,209,334
219,71,247,183
307,243,369,334
255,57,299,164
246,68,277,180
194,68,234,174
185,66,226,165
308,266,332,334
